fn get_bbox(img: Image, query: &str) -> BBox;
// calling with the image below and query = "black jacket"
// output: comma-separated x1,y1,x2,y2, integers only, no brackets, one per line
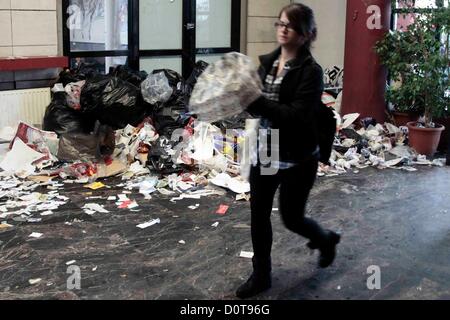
247,46,324,162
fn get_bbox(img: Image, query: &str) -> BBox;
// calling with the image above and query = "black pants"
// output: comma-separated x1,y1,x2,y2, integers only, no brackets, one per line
249,158,328,274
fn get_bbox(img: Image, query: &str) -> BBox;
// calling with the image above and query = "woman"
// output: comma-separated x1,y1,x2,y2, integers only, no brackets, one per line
236,3,341,299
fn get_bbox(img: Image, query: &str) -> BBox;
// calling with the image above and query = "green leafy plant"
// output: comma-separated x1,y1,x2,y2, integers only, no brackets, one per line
375,0,449,127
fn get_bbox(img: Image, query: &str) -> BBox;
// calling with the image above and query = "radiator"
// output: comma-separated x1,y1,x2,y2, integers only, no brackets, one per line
0,88,51,129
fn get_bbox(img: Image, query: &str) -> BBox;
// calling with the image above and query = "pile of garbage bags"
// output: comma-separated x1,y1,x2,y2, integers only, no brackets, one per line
44,62,208,135
8,60,256,185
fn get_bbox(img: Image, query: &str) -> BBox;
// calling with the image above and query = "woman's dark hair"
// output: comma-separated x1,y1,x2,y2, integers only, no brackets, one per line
279,3,318,49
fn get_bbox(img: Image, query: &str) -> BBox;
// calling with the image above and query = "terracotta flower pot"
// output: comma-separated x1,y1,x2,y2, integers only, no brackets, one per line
392,112,420,127
407,122,445,157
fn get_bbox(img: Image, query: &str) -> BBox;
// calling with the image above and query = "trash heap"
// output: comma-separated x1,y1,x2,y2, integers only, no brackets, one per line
317,109,447,177
0,56,448,224
0,60,253,220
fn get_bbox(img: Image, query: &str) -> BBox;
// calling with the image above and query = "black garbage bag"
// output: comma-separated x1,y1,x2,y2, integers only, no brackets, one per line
43,92,96,135
56,62,100,86
148,69,190,136
111,65,148,87
147,136,188,175
79,75,111,114
80,76,147,129
185,60,209,98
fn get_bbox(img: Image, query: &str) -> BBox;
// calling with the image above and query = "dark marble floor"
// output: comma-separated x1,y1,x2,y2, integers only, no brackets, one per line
1,166,450,300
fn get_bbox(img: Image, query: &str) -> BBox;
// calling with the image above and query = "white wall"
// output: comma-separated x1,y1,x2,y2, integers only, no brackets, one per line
293,0,347,69
0,0,58,57
246,0,290,64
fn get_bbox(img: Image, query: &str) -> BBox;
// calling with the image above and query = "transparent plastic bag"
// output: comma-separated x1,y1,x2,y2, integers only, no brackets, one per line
189,52,263,123
141,71,173,105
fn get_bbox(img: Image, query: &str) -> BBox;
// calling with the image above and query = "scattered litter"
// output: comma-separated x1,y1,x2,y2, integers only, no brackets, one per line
137,218,160,229
92,266,98,271
0,222,13,229
211,222,219,228
66,260,76,265
216,204,229,215
233,223,251,229
29,278,42,285
188,204,200,210
210,173,250,194
236,193,250,201
118,200,139,209
107,196,117,201
240,251,254,259
29,232,43,238
178,240,186,245
40,211,54,216
84,182,106,190
82,203,109,214
0,138,47,177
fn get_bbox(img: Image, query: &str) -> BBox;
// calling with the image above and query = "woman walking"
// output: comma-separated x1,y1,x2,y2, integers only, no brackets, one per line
236,3,341,299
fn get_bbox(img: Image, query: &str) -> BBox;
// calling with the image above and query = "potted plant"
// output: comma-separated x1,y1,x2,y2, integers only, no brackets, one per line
375,0,449,156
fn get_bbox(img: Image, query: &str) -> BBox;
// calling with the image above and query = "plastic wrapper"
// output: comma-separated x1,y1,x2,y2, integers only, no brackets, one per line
65,80,86,110
152,69,186,108
141,72,173,105
189,52,263,123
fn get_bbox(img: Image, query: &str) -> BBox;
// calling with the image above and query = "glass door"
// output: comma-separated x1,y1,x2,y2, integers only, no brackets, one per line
139,0,183,74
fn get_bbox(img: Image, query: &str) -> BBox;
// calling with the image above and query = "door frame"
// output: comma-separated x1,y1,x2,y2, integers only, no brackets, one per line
62,0,241,78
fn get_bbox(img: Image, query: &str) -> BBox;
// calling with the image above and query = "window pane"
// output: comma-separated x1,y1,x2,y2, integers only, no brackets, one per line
196,0,232,48
70,56,128,74
196,53,224,65
68,0,128,52
140,0,183,50
140,56,182,74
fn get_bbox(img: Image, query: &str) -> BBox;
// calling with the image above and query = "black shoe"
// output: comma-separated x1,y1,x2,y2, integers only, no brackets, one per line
319,231,341,268
307,231,341,268
236,273,272,299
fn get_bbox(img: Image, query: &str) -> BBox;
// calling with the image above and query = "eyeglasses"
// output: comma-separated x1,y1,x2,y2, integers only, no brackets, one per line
274,20,295,32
